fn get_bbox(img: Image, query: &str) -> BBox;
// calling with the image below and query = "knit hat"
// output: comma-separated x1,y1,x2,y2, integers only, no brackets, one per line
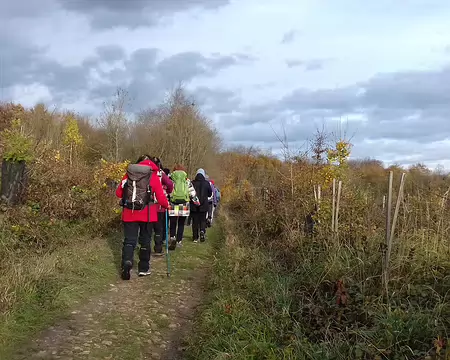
196,168,206,177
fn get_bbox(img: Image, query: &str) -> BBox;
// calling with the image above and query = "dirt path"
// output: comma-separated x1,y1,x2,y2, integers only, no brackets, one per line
11,231,214,360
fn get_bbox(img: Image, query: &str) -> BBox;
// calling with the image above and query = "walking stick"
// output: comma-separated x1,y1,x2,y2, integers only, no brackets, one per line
165,209,170,277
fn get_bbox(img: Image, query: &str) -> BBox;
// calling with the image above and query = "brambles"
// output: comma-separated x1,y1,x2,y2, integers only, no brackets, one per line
189,134,450,359
1,119,34,163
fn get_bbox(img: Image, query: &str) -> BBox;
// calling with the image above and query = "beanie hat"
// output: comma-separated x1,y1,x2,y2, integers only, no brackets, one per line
196,168,206,177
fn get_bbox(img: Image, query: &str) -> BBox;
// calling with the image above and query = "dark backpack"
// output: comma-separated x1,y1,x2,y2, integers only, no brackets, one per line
121,164,153,210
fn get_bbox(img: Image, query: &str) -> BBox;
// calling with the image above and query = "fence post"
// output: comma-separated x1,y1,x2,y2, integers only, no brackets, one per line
1,159,28,205
331,179,336,233
335,180,342,235
383,171,394,297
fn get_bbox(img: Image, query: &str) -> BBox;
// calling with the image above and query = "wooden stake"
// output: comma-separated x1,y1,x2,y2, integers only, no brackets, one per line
389,173,406,247
335,180,342,234
383,171,394,296
331,179,336,232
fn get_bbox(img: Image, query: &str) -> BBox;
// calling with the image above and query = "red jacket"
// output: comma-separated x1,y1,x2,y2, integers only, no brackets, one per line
158,171,173,213
115,160,169,222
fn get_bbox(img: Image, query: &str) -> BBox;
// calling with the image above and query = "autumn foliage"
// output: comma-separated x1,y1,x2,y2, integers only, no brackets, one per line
0,87,219,329
216,135,450,359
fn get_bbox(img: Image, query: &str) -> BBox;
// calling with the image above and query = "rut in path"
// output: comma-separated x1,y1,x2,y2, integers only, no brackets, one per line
11,233,214,360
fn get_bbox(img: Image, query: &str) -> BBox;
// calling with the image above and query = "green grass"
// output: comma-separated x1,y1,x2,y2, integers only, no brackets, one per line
1,221,219,359
185,216,450,360
0,227,121,358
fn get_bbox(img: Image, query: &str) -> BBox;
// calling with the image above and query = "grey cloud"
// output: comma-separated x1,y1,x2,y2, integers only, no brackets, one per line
280,87,360,113
193,87,241,113
281,30,298,44
286,58,329,71
3,29,242,111
286,60,303,68
1,0,56,19
227,64,450,158
125,48,159,74
0,32,48,89
361,70,450,110
81,46,128,72
86,50,243,111
95,45,127,63
154,52,244,85
57,0,231,29
232,53,258,63
351,139,450,167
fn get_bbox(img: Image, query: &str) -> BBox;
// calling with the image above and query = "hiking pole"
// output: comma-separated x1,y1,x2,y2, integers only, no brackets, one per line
165,209,171,277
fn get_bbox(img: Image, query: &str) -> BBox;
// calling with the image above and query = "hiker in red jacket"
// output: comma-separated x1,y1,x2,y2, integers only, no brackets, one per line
116,155,169,280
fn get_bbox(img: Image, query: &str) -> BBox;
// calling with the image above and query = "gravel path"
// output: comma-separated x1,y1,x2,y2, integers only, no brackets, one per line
11,239,212,360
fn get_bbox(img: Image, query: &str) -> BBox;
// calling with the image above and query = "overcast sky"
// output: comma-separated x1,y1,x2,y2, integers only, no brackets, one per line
2,0,450,168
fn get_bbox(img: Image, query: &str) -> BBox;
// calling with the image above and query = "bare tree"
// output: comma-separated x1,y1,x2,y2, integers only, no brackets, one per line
132,85,220,174
97,88,130,162
310,125,329,165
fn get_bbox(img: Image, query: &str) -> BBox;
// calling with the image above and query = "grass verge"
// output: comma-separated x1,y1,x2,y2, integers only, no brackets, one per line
185,213,450,360
0,223,121,358
1,221,218,359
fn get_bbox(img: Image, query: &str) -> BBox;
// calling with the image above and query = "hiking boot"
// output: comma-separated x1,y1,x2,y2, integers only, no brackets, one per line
200,231,206,242
177,241,183,248
121,260,132,280
138,270,152,277
206,218,211,228
168,236,177,251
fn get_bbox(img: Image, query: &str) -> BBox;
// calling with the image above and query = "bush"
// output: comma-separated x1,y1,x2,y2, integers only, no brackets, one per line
190,141,450,359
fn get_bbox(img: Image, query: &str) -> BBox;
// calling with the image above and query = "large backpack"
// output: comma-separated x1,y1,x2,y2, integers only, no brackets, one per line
215,187,221,202
170,170,189,204
121,164,153,210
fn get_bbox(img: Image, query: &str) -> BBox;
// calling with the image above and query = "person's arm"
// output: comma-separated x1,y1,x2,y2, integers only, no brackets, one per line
187,179,200,205
151,174,169,209
207,181,213,197
161,172,174,194
115,174,127,198
211,184,217,205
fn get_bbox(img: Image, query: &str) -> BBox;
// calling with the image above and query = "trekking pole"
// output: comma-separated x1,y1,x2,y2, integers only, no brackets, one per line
165,209,171,277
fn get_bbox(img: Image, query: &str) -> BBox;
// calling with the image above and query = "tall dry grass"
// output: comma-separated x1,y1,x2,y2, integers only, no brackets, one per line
187,140,450,359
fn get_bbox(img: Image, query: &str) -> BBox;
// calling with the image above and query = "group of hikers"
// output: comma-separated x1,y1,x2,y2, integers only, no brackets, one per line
115,155,221,280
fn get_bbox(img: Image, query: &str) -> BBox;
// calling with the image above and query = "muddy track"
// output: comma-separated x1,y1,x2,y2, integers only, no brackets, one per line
11,240,211,360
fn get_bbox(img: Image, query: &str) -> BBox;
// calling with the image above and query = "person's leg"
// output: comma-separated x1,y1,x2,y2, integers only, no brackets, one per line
211,205,215,222
153,215,163,255
186,214,191,226
138,222,151,276
169,215,177,238
200,211,207,242
176,216,186,243
207,203,213,227
155,211,165,254
121,222,139,280
192,212,200,242
168,216,178,250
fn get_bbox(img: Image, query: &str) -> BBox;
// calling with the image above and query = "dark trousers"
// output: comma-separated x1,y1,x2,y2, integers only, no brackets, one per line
156,212,166,253
191,211,207,240
169,216,186,242
122,222,151,272
207,202,213,219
